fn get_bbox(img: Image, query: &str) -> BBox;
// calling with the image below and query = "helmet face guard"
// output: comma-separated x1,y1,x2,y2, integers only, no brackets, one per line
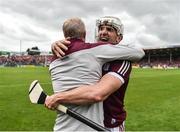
95,16,124,41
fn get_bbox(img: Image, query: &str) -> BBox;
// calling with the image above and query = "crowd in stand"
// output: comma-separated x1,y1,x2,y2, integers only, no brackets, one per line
0,55,53,67
135,56,180,69
0,55,180,69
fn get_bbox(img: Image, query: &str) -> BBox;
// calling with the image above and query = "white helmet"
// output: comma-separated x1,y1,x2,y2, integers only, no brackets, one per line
95,16,124,40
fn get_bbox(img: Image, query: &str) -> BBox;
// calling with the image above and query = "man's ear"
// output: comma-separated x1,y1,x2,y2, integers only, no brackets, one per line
116,35,123,43
120,35,123,40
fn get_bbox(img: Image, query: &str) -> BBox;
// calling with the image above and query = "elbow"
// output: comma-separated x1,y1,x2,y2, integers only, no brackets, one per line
92,94,107,102
94,96,104,102
138,49,145,59
132,49,145,62
89,92,106,102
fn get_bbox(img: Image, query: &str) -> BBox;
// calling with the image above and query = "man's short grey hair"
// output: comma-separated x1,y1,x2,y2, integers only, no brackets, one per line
63,17,86,39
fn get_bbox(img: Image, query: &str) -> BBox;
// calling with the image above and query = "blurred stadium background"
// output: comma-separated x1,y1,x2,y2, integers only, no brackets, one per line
0,45,180,69
0,45,180,131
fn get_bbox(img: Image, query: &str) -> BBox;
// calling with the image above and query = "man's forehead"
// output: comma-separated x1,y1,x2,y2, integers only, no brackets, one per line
98,24,117,32
99,24,114,29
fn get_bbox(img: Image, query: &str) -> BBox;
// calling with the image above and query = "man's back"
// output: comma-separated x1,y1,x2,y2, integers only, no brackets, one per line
50,39,107,92
50,39,105,131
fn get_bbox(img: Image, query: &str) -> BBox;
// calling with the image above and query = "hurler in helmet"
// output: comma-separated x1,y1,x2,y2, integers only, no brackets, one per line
94,16,133,131
95,16,124,43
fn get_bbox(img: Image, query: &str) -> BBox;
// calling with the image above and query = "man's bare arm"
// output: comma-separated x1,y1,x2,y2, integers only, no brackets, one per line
45,73,122,110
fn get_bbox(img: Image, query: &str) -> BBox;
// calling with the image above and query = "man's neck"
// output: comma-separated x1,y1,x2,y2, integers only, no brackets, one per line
69,37,85,42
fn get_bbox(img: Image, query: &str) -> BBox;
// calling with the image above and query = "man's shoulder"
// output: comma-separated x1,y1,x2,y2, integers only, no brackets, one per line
103,60,132,73
85,42,109,47
65,40,109,55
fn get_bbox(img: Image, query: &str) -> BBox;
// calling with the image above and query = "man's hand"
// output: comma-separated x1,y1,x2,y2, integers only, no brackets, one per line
45,94,59,110
51,38,71,58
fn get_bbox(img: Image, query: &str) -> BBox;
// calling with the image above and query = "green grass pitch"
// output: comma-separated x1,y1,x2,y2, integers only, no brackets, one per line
0,67,180,131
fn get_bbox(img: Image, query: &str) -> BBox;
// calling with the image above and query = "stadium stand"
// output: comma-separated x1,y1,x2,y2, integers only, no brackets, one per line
0,45,180,69
0,55,53,67
135,45,180,69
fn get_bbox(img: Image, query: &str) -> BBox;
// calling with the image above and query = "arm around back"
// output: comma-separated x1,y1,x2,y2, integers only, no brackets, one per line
93,44,145,63
88,73,123,102
45,73,123,107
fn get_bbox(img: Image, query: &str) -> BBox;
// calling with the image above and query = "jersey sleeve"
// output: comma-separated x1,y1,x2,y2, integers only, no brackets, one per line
107,60,132,83
90,44,145,64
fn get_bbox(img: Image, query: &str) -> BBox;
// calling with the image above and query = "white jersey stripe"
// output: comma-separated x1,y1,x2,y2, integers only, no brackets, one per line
117,61,126,73
122,62,130,76
120,61,128,75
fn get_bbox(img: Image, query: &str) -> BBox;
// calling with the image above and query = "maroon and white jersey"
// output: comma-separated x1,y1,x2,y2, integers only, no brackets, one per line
103,60,132,128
